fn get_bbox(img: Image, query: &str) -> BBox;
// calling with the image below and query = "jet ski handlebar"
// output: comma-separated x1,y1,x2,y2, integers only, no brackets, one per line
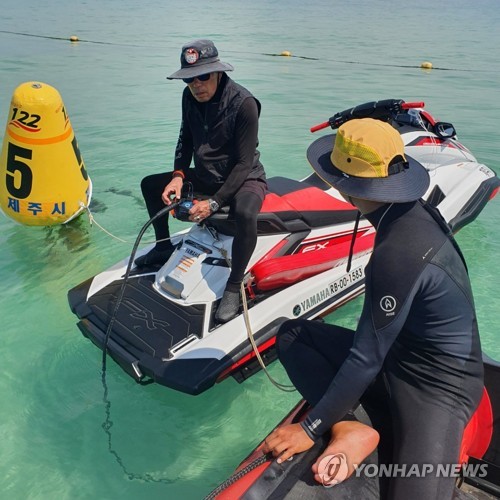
310,99,425,133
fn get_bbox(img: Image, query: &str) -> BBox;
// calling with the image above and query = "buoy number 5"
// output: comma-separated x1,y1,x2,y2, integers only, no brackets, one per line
6,142,33,199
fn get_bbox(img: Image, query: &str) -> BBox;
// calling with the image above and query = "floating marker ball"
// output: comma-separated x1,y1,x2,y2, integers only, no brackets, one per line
420,61,433,69
0,81,92,226
280,50,292,57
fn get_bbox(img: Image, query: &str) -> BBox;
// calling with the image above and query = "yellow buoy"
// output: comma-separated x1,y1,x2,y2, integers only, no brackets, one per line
0,81,92,226
420,61,433,69
69,35,79,42
280,50,292,57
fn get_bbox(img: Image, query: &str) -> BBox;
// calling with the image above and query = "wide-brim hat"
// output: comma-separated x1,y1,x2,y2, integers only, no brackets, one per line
307,118,430,203
167,39,234,80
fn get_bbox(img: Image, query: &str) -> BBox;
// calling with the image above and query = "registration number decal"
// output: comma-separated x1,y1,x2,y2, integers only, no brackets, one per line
293,266,365,316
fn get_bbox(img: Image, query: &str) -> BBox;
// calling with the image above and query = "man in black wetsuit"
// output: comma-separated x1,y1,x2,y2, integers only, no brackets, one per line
262,118,484,499
136,39,267,323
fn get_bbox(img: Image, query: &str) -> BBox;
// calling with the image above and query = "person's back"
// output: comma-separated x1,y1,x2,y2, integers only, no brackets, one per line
367,199,484,420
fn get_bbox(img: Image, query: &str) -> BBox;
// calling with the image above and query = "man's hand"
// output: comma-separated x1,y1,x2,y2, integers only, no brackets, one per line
189,200,212,223
162,177,183,205
261,423,315,464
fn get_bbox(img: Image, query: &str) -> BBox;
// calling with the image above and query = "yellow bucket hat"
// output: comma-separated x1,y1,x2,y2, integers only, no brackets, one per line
307,118,430,202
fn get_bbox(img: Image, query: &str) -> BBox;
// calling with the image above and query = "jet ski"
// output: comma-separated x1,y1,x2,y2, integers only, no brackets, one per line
205,354,500,499
67,99,500,395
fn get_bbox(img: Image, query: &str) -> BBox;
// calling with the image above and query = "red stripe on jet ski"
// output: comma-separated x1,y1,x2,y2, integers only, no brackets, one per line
252,233,374,291
296,227,371,254
260,192,296,213
261,187,353,214
420,110,437,126
216,337,277,382
414,137,447,147
407,136,466,150
253,239,289,264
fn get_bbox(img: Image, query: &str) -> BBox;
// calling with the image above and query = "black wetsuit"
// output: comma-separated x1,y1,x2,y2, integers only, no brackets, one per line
140,74,266,287
277,200,484,500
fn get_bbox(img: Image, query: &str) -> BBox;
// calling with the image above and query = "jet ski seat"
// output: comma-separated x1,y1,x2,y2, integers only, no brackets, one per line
205,175,359,236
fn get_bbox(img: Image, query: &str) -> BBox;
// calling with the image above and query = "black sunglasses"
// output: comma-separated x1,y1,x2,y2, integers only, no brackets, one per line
182,73,212,84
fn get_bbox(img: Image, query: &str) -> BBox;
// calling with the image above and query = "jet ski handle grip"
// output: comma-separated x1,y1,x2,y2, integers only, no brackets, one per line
310,100,425,133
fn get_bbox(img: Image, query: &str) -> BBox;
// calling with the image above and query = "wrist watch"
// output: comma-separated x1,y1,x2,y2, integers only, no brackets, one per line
208,199,220,213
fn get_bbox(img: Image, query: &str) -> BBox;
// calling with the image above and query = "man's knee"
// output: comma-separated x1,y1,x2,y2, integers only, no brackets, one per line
141,172,171,196
233,206,257,227
233,192,261,223
276,319,307,359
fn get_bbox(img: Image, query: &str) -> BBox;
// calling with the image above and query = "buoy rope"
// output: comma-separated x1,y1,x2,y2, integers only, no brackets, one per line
203,454,269,500
0,29,142,47
79,202,173,245
80,204,128,243
99,202,182,484
0,29,493,73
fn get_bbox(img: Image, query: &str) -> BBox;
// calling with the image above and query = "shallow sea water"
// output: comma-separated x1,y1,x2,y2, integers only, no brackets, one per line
1,0,499,498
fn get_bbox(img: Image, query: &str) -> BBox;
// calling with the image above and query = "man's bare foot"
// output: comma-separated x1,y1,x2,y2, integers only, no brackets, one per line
312,420,379,486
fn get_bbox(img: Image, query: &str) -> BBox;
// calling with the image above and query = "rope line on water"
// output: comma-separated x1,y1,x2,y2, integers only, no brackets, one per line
79,203,173,246
0,29,491,73
0,29,143,47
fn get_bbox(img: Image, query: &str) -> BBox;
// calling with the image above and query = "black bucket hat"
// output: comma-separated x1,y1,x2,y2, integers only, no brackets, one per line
307,118,430,203
167,39,234,80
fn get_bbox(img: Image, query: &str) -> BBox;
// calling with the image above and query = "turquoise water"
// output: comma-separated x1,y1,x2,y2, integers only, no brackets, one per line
1,1,499,498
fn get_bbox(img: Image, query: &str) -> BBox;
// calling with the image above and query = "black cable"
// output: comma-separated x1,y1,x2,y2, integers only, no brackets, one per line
346,210,361,273
100,201,182,484
101,201,180,370
203,454,271,499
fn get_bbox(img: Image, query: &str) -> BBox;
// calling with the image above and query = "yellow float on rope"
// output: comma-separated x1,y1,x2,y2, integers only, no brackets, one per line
280,50,292,57
420,61,433,69
0,81,92,226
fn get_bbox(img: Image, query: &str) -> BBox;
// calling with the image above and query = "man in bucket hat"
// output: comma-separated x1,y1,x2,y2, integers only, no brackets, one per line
262,118,484,499
136,39,267,323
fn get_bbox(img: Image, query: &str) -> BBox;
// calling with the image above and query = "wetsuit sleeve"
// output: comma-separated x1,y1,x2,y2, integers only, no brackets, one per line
301,267,420,440
211,97,259,206
173,91,193,172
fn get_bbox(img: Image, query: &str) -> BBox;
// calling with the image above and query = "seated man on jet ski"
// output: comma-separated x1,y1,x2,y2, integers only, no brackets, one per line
136,39,267,323
262,118,484,499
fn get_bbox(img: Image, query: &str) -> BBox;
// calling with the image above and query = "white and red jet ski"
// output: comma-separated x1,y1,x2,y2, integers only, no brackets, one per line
68,99,500,395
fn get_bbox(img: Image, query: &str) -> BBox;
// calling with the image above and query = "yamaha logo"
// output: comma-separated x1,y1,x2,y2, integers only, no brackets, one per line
380,295,397,313
293,305,301,317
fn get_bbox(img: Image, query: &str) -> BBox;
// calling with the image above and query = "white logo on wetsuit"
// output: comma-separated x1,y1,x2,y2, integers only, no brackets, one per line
380,296,397,313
